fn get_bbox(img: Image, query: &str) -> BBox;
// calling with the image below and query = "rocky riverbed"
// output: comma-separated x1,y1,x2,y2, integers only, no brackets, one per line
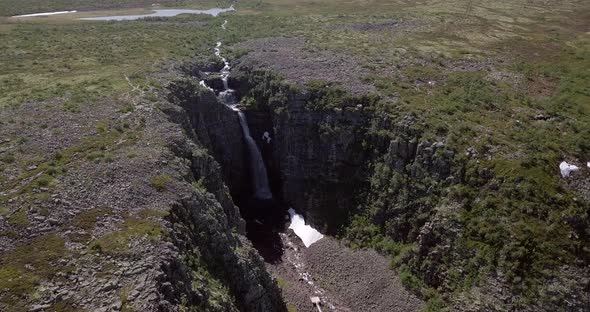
268,233,423,312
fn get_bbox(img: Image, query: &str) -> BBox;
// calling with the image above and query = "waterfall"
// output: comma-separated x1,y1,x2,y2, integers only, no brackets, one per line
209,19,272,200
237,111,273,199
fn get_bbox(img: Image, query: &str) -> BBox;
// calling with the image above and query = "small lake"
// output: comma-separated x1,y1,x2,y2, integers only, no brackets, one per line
80,6,234,21
12,10,77,17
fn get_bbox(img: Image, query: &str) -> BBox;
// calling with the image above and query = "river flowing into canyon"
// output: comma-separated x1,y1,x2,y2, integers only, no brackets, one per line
200,16,339,311
208,21,273,200
205,17,325,245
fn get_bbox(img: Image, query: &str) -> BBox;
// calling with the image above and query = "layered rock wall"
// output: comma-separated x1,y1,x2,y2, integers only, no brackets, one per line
162,78,286,312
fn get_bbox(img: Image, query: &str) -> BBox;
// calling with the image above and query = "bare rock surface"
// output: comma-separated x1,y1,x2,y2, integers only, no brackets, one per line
235,37,375,95
267,232,423,312
305,238,423,312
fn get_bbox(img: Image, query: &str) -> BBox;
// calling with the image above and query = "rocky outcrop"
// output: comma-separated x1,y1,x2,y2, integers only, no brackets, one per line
167,77,247,200
410,203,464,290
386,138,453,180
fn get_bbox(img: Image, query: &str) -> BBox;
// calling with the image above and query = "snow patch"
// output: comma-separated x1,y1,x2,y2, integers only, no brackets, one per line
288,208,324,247
559,161,579,178
262,131,272,143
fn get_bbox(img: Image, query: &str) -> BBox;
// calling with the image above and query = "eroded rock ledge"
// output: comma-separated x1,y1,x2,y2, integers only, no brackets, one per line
0,62,286,311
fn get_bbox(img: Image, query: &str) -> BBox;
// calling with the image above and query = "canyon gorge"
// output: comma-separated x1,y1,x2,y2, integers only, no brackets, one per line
0,0,589,311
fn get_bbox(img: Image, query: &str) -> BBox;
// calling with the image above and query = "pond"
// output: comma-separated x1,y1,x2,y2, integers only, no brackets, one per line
80,6,234,21
12,10,77,17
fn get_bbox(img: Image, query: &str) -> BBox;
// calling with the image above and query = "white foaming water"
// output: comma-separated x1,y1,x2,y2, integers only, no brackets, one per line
199,80,213,92
288,208,324,247
262,131,272,143
237,112,273,199
13,10,77,17
80,5,234,21
211,19,272,200
215,41,232,89
214,35,238,104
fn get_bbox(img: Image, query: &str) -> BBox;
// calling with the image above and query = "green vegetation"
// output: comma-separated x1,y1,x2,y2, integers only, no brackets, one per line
287,303,298,312
344,38,590,308
233,69,291,110
306,80,379,110
138,208,170,219
183,249,238,311
192,177,208,194
72,207,113,230
7,209,30,227
150,174,172,192
0,234,68,310
89,215,163,255
275,277,289,289
0,14,223,108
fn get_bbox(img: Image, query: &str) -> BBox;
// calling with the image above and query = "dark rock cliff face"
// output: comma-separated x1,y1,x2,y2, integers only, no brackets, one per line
167,78,247,200
230,67,452,236
162,78,286,312
269,95,369,233
235,82,370,233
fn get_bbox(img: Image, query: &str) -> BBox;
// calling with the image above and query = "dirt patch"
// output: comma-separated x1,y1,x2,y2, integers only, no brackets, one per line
234,37,375,95
526,75,558,98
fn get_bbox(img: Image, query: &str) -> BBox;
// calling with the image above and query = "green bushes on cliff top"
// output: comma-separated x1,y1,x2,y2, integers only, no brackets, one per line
344,40,590,307
0,234,68,310
89,214,163,255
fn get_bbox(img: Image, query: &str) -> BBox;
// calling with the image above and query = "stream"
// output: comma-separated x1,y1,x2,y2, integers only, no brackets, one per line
207,18,323,246
203,17,333,311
